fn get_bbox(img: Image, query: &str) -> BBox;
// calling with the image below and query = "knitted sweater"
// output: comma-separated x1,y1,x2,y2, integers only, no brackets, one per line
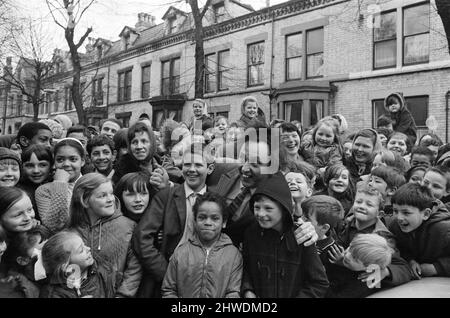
35,181,75,235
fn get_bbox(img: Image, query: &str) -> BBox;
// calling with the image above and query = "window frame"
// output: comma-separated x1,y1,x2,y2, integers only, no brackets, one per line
372,95,428,128
372,9,397,70
141,65,151,99
247,41,265,87
306,27,324,79
213,2,226,24
205,52,216,93
118,69,132,102
161,57,180,96
92,77,104,105
285,32,303,81
402,2,430,66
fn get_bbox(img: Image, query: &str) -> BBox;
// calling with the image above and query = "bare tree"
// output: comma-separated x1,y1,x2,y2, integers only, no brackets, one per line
187,0,213,98
0,19,54,121
0,0,22,60
46,0,95,125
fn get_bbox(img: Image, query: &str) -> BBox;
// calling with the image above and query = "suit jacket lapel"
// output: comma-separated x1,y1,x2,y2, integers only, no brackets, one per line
215,168,241,196
173,185,187,232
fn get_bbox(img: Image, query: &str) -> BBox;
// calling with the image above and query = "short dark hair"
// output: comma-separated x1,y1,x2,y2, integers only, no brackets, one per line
405,165,427,182
376,127,392,139
279,122,300,135
17,122,51,146
5,228,41,262
392,183,434,211
426,166,450,191
67,125,91,141
112,128,128,152
100,118,123,129
421,138,442,148
87,134,115,156
411,146,434,162
302,196,344,230
21,144,54,166
192,192,228,221
377,115,394,127
54,138,85,158
419,133,443,147
386,95,401,106
371,166,406,189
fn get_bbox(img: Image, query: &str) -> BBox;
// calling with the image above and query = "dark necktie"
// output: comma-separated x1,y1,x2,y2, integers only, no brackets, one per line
225,187,251,220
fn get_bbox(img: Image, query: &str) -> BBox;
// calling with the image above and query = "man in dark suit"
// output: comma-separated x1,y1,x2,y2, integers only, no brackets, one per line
133,143,214,297
208,137,318,247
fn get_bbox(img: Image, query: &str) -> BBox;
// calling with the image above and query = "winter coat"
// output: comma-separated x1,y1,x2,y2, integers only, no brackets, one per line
236,108,268,130
187,114,214,133
73,209,142,297
113,153,160,185
242,173,329,298
344,156,374,185
132,183,188,298
337,217,412,286
161,233,242,298
384,92,417,145
301,141,343,169
389,200,450,276
40,265,114,298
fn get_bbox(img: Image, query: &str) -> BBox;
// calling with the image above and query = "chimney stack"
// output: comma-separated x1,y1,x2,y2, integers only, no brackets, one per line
135,12,156,31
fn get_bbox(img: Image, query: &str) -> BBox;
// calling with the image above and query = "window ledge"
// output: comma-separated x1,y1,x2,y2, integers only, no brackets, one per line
349,59,450,80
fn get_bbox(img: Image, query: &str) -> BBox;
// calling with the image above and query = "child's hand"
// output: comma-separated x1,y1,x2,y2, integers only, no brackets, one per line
53,168,71,182
358,266,390,289
328,245,345,266
243,290,257,298
294,219,318,247
150,165,169,190
409,260,422,279
420,263,437,277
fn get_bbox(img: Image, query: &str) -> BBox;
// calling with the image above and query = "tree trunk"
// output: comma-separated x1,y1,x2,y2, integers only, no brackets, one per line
64,23,90,125
194,23,205,98
436,0,450,54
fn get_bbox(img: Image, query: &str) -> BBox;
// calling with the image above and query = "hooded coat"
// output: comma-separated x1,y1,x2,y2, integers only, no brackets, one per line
389,200,450,276
73,209,142,297
236,107,268,130
241,172,329,298
384,92,417,145
161,233,242,298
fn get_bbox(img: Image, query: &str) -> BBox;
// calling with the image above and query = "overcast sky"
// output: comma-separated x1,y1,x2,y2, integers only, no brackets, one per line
14,0,287,53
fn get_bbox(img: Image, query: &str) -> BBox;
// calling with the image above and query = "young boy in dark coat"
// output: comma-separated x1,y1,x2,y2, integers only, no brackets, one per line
390,183,450,278
241,172,329,298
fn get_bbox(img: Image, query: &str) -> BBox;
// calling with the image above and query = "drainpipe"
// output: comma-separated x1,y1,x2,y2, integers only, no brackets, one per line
106,58,111,121
446,90,450,143
269,8,275,120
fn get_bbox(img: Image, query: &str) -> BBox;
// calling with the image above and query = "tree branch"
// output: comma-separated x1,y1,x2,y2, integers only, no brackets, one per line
76,26,93,49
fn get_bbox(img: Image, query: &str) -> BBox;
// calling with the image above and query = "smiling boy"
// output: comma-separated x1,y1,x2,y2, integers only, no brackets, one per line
87,135,117,179
390,183,450,278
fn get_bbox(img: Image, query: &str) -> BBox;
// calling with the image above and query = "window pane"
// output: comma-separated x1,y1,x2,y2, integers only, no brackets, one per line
173,58,180,77
374,40,396,68
286,33,302,58
126,71,132,86
404,4,429,36
142,66,150,82
307,28,323,54
310,100,323,126
248,65,264,86
248,42,265,65
173,76,180,94
374,11,397,41
162,78,170,95
287,56,302,80
307,53,323,78
405,96,428,127
206,73,216,93
404,33,429,64
373,99,388,127
218,50,229,71
142,85,150,99
162,61,170,78
284,101,302,122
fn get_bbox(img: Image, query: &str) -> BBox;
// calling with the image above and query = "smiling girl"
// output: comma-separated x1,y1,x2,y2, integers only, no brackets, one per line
320,164,355,215
40,230,114,298
17,145,53,217
236,96,267,129
35,138,85,235
68,173,142,298
301,118,343,175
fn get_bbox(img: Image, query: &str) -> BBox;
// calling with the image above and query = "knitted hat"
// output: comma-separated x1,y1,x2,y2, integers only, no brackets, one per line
54,114,73,130
39,119,64,139
0,147,21,165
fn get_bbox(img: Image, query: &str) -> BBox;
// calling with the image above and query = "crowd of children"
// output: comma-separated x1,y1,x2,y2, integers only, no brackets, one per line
0,92,450,298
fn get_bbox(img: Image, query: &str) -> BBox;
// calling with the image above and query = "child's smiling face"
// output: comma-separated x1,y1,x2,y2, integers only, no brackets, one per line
285,172,312,201
387,137,407,156
393,204,430,233
353,192,380,226
253,196,284,233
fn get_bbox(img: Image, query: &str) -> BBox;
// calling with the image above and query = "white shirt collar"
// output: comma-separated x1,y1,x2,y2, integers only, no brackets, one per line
184,182,207,199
